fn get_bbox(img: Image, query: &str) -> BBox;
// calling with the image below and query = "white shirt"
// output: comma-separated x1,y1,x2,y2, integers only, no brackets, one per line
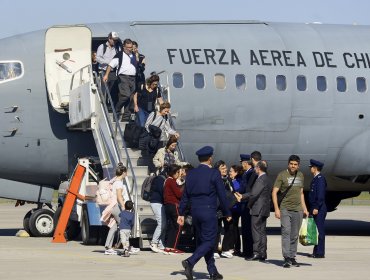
109,52,136,76
112,180,130,202
96,42,118,71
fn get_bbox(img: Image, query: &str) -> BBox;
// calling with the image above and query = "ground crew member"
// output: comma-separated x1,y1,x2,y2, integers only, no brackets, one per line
177,146,231,280
308,159,327,258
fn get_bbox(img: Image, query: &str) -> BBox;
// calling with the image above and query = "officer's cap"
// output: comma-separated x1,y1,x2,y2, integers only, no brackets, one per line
309,159,324,168
196,146,214,157
240,154,251,162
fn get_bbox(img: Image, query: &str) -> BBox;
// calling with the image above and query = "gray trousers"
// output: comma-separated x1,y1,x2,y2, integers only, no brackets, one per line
115,75,136,114
280,209,303,258
104,204,121,249
251,214,268,257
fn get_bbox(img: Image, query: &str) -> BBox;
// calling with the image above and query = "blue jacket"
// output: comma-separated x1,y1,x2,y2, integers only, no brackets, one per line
179,164,231,217
309,173,327,211
119,210,134,230
239,168,254,194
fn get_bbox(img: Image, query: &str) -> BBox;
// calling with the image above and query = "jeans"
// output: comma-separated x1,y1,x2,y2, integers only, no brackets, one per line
104,204,121,249
136,108,150,127
150,203,166,248
280,209,303,258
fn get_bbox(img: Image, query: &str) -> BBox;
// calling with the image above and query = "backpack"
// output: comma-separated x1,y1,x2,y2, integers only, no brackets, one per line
96,178,116,205
141,175,156,201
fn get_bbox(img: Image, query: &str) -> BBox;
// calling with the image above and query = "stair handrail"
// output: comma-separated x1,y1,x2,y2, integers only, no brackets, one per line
94,72,140,238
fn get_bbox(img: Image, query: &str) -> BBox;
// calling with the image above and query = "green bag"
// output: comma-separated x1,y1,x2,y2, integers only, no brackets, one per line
299,217,318,246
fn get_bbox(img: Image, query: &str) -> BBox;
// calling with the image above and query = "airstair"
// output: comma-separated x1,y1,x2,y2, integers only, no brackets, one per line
60,65,185,246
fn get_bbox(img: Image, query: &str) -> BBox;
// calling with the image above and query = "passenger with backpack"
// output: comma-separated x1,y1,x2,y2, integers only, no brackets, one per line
148,172,167,253
103,163,131,255
103,38,137,118
96,32,121,106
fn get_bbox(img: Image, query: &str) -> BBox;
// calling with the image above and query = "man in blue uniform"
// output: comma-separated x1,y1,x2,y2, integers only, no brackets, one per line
308,159,327,258
178,146,231,280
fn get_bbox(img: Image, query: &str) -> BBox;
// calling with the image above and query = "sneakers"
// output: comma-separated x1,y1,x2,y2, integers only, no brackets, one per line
283,257,292,268
104,248,118,255
221,251,234,259
122,249,130,257
290,258,300,267
129,247,140,255
150,243,161,253
214,253,221,259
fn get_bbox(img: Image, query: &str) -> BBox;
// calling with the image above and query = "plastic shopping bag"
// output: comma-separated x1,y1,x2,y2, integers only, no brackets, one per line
299,217,318,246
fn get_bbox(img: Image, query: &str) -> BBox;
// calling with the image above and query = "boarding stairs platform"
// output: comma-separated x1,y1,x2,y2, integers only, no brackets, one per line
58,64,185,246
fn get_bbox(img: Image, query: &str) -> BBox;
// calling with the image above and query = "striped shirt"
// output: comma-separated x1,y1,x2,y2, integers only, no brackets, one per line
145,112,176,141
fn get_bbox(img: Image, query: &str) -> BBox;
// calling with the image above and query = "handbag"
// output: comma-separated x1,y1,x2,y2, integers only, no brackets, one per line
124,121,143,148
225,190,237,209
148,124,162,139
270,171,297,211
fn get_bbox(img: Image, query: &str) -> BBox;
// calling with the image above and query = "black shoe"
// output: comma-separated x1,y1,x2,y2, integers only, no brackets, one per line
313,254,325,258
209,272,223,280
283,257,291,268
259,256,267,262
290,258,300,267
182,260,193,280
247,254,262,261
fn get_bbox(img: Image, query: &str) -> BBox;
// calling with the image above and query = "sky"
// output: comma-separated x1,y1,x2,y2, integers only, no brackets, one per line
1,0,370,39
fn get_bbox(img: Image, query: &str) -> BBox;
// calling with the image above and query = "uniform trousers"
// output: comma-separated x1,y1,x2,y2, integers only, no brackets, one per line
251,214,268,257
241,203,254,257
280,209,303,258
187,207,218,275
313,208,327,256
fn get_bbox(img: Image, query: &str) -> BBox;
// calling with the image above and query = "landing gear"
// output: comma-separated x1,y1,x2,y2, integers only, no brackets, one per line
23,210,32,235
81,207,99,245
27,209,55,237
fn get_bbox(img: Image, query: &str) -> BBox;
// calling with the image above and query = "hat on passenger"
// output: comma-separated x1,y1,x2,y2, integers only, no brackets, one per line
196,146,214,157
309,159,324,168
240,154,251,162
109,31,119,40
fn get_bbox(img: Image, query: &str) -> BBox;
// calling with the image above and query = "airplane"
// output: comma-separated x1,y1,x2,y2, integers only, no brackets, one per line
1,20,370,240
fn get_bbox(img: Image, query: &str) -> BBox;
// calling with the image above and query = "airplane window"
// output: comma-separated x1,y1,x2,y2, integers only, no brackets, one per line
317,76,327,92
356,77,367,93
337,77,346,92
276,75,287,91
256,74,266,90
172,72,183,88
214,73,226,90
297,75,307,91
235,74,246,90
0,61,23,84
194,73,205,89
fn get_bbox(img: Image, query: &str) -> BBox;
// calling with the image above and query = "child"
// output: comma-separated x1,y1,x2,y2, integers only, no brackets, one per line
119,200,135,257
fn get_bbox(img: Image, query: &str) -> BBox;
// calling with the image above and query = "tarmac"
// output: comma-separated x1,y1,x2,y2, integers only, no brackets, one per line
1,204,370,280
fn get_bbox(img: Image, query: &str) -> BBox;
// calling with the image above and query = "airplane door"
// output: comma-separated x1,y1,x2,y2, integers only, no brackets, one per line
45,25,92,113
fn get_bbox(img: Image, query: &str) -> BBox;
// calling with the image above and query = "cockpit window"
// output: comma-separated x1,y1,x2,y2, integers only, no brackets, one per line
0,61,23,84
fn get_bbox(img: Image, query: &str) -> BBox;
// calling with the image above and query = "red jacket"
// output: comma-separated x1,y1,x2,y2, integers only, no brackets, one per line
163,177,183,205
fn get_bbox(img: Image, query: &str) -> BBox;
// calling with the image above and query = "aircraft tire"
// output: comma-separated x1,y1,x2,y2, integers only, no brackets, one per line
81,207,99,245
29,209,55,237
23,210,33,236
53,206,81,240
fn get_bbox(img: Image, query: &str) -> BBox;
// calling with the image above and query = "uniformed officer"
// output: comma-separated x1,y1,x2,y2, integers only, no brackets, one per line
177,146,231,280
308,159,327,258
